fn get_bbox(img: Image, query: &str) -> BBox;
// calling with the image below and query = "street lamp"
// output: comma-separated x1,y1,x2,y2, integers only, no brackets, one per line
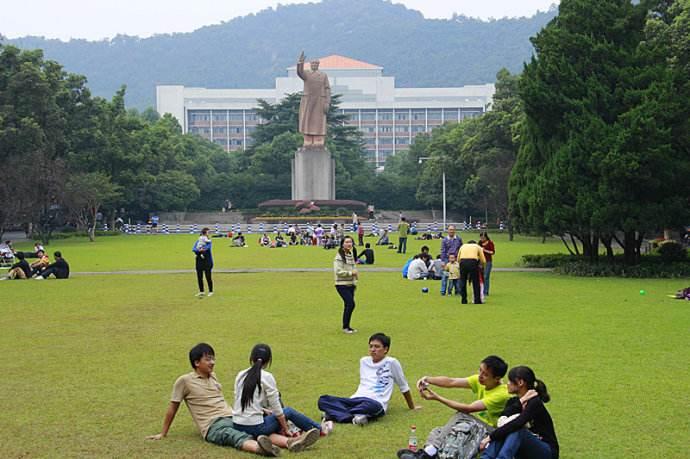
418,156,446,231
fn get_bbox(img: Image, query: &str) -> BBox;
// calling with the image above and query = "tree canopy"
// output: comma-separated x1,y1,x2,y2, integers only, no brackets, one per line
509,0,690,263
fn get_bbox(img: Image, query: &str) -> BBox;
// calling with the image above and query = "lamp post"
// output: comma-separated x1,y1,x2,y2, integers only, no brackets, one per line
418,156,446,231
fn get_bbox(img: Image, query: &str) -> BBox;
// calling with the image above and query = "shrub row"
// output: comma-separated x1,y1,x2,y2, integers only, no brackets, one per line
47,231,123,240
521,253,690,278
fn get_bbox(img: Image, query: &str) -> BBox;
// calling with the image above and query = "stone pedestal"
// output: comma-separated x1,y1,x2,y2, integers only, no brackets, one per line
291,146,335,200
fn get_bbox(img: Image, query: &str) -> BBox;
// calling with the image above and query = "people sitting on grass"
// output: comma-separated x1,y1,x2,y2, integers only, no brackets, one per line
0,252,31,280
232,344,326,452
146,343,283,457
397,355,511,459
233,231,247,247
479,366,559,459
357,243,375,265
318,333,420,425
428,255,444,280
0,240,14,264
416,232,433,240
323,234,338,249
407,254,429,280
34,251,69,280
376,230,390,246
274,233,287,248
259,233,271,247
30,250,50,277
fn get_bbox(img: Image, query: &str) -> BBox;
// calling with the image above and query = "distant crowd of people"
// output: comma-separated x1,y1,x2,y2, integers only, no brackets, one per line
401,225,495,304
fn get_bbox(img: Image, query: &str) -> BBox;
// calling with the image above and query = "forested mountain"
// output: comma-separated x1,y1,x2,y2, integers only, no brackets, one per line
3,0,556,109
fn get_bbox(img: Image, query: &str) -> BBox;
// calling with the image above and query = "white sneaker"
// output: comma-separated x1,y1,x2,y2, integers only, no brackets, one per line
195,292,205,297
352,414,368,426
321,420,334,435
207,292,214,297
34,276,44,280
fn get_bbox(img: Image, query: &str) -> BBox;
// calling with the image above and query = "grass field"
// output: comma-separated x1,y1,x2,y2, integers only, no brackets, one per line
8,231,566,271
1,234,688,458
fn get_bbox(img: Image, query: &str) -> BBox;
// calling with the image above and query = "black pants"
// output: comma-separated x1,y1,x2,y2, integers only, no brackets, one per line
335,285,356,329
459,259,481,304
196,260,213,293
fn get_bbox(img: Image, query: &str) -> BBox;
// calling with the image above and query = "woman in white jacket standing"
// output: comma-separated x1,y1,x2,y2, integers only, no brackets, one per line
334,236,358,334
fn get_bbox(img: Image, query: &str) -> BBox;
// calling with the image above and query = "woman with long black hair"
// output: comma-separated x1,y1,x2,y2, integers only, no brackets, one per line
232,344,328,452
334,236,358,334
479,232,495,296
479,366,559,459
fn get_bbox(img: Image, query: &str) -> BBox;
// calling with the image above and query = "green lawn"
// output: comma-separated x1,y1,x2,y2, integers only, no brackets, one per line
1,236,688,458
10,231,567,271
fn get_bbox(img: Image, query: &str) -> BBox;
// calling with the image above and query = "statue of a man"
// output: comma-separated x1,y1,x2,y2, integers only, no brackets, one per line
297,51,331,147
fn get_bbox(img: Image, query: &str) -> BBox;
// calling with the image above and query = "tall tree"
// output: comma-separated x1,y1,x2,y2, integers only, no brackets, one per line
510,0,690,262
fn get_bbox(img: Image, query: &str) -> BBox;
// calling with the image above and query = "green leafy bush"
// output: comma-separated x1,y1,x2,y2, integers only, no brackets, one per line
49,231,123,240
521,253,690,278
656,240,688,262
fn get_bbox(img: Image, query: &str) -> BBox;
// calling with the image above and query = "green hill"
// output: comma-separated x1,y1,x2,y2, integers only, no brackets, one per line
4,0,556,109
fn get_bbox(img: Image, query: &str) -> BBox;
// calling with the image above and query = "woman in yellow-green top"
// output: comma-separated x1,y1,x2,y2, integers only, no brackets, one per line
334,236,358,334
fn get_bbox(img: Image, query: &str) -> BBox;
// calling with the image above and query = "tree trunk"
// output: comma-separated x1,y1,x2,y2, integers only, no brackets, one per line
89,205,98,242
601,234,615,260
559,234,576,255
623,231,640,265
569,233,581,255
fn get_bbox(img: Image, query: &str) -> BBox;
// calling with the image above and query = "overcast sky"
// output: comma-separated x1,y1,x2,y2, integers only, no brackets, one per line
1,0,559,41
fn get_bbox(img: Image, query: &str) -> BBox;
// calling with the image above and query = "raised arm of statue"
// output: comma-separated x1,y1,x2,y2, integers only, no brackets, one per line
297,51,306,80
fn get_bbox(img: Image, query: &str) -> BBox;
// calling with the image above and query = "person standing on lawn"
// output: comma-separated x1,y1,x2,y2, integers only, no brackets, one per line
193,227,213,297
397,217,410,254
479,232,495,296
334,236,358,334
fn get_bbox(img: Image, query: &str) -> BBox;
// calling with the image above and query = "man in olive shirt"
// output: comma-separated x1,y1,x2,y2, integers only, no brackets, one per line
458,240,487,304
397,217,410,254
147,343,281,456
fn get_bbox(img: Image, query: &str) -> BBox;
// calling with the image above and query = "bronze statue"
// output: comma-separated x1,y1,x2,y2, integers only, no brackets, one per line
297,51,331,147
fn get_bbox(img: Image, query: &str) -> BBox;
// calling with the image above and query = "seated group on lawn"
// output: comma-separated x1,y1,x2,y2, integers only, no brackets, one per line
1,244,70,281
149,334,558,459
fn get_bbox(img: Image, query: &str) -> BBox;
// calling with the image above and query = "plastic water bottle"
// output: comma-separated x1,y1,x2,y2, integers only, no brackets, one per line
408,425,418,452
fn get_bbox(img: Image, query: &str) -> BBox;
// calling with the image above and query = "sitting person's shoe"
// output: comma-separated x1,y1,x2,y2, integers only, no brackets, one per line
320,419,334,436
257,435,281,457
352,414,369,426
287,427,320,452
397,449,432,459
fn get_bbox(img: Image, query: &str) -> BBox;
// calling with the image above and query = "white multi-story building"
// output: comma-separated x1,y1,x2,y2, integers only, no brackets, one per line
157,55,495,168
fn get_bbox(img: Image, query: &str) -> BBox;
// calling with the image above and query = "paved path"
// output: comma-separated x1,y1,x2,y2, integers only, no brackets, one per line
73,267,553,275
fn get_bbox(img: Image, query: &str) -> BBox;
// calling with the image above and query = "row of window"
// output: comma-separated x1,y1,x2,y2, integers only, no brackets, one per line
190,108,483,124
188,111,260,122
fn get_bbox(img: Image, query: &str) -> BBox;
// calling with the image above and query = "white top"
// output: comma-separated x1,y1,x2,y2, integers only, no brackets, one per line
232,368,283,426
407,259,428,280
351,356,410,411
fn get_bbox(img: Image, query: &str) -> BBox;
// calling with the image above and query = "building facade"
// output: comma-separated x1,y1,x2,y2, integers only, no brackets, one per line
156,55,495,168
